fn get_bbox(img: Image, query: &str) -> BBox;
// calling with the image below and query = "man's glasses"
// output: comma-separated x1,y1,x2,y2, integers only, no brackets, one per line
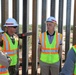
12,26,17,28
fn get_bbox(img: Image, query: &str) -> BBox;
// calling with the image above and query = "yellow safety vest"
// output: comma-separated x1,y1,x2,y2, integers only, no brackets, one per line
72,45,76,75
2,33,18,66
0,65,9,75
39,32,62,64
0,47,9,75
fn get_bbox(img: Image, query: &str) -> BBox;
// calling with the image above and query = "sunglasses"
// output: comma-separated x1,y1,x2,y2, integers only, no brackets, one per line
12,26,17,28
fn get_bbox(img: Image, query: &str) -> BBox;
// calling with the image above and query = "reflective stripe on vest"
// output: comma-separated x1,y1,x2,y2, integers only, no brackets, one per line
5,50,17,56
0,65,9,75
72,45,76,75
0,68,7,72
2,33,17,56
42,50,58,54
40,32,61,63
2,34,10,50
41,32,60,54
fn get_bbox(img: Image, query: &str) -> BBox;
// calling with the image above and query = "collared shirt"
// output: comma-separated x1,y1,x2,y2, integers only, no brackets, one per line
47,31,55,44
59,48,76,75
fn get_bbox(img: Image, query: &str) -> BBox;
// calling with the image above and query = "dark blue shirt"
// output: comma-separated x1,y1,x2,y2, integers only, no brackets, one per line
59,48,76,75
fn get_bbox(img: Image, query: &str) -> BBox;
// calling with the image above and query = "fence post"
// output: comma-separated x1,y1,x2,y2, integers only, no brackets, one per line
73,0,76,45
22,0,28,75
1,0,8,29
50,0,56,17
58,0,64,71
65,0,71,58
41,0,47,32
32,0,38,75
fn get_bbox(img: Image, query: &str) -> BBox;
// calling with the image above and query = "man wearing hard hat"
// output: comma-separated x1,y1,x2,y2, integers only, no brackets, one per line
0,28,10,75
1,18,19,75
38,16,62,75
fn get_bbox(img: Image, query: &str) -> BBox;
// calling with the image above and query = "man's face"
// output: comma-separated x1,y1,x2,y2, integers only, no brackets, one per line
46,22,55,32
7,26,17,34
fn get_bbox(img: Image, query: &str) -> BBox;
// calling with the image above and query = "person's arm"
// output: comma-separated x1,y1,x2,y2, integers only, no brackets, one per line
18,32,32,38
59,48,75,75
0,51,9,68
18,34,24,38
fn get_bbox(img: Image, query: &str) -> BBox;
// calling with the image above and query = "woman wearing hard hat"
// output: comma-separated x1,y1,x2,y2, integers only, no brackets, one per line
38,16,62,75
0,27,10,75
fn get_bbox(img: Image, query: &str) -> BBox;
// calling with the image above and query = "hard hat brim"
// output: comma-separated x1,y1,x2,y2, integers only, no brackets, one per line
4,24,18,26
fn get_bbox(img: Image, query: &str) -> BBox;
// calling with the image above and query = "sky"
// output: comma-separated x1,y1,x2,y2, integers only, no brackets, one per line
0,0,74,25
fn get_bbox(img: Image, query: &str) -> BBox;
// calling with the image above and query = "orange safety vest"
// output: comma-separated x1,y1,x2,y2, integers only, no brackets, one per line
0,46,9,75
39,32,62,64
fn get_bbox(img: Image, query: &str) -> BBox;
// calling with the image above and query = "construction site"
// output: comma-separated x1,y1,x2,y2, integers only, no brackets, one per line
0,0,76,75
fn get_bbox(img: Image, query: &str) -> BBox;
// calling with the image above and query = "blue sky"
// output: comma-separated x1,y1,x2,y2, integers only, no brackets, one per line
0,0,74,25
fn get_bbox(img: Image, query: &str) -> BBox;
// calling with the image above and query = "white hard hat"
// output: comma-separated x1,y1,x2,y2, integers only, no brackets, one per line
46,16,57,24
0,28,4,33
4,18,18,27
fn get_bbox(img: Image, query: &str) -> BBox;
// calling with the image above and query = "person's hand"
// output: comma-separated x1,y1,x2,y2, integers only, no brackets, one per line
7,57,11,64
5,53,12,64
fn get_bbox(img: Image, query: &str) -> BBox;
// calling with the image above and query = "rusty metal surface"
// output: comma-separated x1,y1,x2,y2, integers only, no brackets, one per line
41,0,46,32
50,0,55,17
58,0,64,33
65,0,71,58
13,0,19,33
58,0,64,71
13,0,19,23
32,0,38,75
22,0,28,75
1,0,8,29
73,0,76,45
